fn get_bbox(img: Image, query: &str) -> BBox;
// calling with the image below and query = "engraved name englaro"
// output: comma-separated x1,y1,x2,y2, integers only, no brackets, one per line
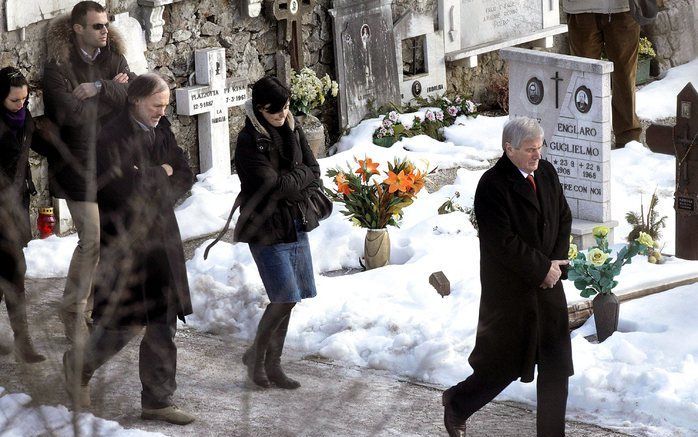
527,77,544,105
574,86,593,114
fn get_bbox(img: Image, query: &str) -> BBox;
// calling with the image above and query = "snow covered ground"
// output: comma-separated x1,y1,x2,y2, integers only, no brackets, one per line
13,60,698,436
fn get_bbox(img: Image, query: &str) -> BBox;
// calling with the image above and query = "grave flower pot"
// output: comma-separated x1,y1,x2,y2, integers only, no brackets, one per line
636,57,651,85
297,113,326,158
372,136,397,148
593,292,619,342
364,228,390,270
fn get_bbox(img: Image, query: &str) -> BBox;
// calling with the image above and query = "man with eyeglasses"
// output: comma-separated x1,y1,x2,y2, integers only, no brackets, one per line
41,1,135,346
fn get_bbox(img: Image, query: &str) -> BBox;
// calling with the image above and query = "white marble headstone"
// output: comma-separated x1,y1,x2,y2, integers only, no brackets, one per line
393,12,447,104
175,48,247,176
5,0,106,31
438,0,566,65
501,48,614,223
111,13,148,75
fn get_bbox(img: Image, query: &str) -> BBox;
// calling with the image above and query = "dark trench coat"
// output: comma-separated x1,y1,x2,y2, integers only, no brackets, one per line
93,111,194,327
471,153,573,383
0,111,34,282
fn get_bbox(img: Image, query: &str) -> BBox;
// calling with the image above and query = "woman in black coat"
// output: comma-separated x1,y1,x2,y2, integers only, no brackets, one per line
234,76,323,389
0,67,45,363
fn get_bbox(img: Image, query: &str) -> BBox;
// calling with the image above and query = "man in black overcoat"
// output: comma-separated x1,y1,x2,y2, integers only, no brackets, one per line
63,73,195,425
443,117,573,437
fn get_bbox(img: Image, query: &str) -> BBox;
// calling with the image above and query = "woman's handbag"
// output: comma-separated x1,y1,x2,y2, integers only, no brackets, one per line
307,187,333,221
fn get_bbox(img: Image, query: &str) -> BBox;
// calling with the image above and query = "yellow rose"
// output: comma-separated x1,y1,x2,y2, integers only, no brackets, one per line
592,226,609,238
636,231,654,248
588,248,609,267
568,243,578,260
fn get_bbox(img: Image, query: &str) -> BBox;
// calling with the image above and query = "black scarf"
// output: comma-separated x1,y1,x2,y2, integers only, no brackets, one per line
256,111,297,170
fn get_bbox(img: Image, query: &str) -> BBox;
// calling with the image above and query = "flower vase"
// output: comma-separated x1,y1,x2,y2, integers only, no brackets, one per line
636,57,652,85
296,113,326,158
593,292,620,342
364,228,390,270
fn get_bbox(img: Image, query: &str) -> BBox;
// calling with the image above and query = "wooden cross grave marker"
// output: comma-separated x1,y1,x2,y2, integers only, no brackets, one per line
646,82,698,260
271,0,316,70
175,48,247,176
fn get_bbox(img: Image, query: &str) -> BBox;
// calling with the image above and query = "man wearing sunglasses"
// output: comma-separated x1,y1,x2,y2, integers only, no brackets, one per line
41,1,135,347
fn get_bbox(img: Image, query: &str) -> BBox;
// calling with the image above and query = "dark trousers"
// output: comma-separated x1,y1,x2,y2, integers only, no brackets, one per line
80,321,178,409
449,370,569,437
567,12,642,146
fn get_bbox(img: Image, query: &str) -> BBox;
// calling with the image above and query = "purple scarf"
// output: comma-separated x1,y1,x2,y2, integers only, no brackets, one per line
2,105,27,136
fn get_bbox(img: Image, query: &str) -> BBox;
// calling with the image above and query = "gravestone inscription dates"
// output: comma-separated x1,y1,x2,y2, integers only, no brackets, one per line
502,48,614,224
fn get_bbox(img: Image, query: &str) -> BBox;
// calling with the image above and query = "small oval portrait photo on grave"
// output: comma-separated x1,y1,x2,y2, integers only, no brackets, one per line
289,0,299,14
361,24,371,40
526,77,544,105
574,86,593,114
411,80,422,97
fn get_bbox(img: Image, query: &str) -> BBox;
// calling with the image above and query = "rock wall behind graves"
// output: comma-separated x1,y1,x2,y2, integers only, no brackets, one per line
646,0,698,74
0,0,334,234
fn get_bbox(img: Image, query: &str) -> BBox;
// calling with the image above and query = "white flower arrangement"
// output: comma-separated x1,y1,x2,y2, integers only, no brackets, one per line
289,67,339,115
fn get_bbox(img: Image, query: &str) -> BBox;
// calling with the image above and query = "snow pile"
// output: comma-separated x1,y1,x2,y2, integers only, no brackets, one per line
0,389,167,437
636,58,698,121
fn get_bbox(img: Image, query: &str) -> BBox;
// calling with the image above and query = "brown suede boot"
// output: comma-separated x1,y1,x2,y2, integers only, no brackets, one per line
265,313,300,389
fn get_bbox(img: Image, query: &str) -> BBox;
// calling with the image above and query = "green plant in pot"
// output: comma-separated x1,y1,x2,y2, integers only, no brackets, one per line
637,36,656,85
625,191,667,264
567,226,653,342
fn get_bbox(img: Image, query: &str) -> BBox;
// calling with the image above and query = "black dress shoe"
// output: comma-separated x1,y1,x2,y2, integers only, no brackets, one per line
442,389,466,437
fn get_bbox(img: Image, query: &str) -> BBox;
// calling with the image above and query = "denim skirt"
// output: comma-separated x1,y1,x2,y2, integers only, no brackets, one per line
248,224,318,303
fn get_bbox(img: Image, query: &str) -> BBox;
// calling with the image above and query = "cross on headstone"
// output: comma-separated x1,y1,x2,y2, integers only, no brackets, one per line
271,0,316,70
646,82,698,260
175,48,247,176
551,71,563,109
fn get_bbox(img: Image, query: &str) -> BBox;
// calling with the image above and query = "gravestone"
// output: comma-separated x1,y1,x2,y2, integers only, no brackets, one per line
329,0,401,128
438,0,566,67
646,82,698,260
111,13,148,75
393,12,447,104
5,0,105,32
175,48,248,176
429,271,450,297
270,0,317,70
501,48,617,249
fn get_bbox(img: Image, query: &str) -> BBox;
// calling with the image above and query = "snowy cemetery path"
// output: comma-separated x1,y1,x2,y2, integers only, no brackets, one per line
0,277,632,436
7,58,698,436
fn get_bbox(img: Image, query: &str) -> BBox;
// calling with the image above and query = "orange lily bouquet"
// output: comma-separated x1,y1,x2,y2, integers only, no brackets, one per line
326,156,428,229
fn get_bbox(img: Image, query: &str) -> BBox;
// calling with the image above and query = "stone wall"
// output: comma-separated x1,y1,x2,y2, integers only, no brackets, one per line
645,0,698,74
0,0,335,234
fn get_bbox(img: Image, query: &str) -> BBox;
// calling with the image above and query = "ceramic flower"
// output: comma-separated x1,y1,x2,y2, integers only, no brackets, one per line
636,231,654,248
588,248,609,267
593,225,609,238
568,243,578,260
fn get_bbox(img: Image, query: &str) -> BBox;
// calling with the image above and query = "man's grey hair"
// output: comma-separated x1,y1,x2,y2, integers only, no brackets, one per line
501,117,544,150
127,73,169,105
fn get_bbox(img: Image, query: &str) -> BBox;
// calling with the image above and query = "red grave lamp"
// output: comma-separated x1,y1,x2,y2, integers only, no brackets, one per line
37,207,56,238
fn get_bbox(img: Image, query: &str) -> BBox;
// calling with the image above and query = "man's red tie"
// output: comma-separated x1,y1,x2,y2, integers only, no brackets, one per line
526,174,537,193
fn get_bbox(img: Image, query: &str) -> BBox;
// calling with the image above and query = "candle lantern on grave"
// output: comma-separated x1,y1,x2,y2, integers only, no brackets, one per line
37,207,56,239
646,82,698,260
